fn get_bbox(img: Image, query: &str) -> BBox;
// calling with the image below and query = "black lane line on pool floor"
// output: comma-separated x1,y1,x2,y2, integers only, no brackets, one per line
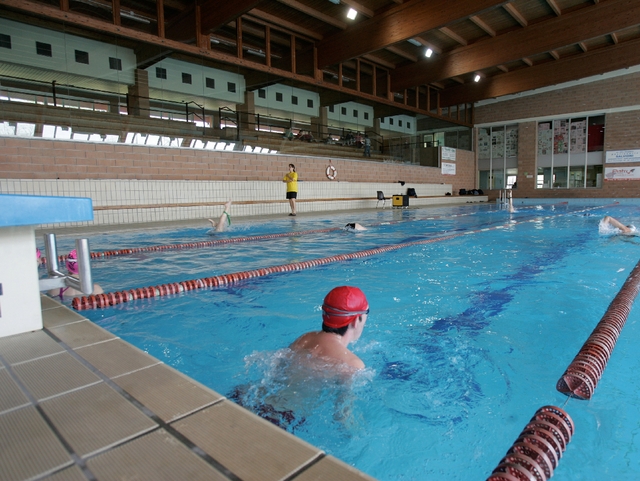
71,204,616,311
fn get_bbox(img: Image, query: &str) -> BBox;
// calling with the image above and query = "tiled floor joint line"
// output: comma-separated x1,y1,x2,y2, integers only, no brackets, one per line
281,452,326,481
0,354,98,481
166,397,226,424
109,361,163,379
43,327,243,481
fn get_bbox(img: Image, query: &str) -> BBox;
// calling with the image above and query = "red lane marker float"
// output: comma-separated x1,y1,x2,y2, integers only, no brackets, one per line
557,258,640,400
487,406,574,481
70,204,617,311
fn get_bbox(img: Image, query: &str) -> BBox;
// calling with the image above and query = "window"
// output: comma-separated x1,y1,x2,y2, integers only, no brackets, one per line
292,95,298,105
74,50,89,64
407,122,411,129
276,92,283,102
109,57,122,70
0,34,10,49
399,120,403,127
329,105,334,113
536,115,603,189
156,67,167,79
227,82,236,93
364,112,369,120
206,77,215,89
389,118,394,125
353,110,358,118
307,99,313,108
258,89,266,98
341,107,347,115
36,42,52,57
182,73,192,84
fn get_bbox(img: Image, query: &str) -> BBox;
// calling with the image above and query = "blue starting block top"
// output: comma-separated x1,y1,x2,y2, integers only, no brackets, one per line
0,194,93,227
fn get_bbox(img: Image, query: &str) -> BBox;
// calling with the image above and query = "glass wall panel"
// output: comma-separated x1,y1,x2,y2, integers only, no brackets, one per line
537,115,604,189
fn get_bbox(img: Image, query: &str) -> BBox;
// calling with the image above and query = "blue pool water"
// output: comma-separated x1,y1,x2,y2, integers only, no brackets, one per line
44,203,640,480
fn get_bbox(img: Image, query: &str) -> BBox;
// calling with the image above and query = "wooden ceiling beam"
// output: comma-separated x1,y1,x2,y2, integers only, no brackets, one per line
549,50,560,60
470,15,496,37
276,0,347,29
440,36,640,106
391,0,640,90
611,32,619,44
316,0,508,68
199,0,262,33
546,0,562,16
503,3,527,27
340,0,374,19
247,10,323,41
439,27,467,46
385,45,417,62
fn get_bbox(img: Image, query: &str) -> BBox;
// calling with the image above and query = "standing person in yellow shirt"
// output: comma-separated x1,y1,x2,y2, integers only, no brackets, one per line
283,163,298,216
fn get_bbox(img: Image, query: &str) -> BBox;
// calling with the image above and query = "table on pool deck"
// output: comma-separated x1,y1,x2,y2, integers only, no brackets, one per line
0,194,93,338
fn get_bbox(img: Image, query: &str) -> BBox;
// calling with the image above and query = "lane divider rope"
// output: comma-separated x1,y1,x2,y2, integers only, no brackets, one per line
71,204,611,311
42,201,572,266
556,257,640,400
487,406,574,481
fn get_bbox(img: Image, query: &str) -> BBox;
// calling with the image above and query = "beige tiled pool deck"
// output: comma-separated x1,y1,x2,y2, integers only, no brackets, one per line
0,295,376,481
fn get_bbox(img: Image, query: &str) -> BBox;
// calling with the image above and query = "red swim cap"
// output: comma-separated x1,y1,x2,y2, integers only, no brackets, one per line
322,286,369,328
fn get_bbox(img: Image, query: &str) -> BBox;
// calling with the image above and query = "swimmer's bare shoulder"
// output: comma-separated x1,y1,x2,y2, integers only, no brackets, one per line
289,332,364,371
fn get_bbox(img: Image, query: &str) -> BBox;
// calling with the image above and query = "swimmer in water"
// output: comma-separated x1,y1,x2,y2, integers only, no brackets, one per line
208,200,232,232
48,249,103,299
600,216,636,235
289,286,369,370
343,223,367,231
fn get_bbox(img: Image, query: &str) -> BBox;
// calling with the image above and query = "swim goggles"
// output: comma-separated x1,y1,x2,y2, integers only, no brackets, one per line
322,305,370,316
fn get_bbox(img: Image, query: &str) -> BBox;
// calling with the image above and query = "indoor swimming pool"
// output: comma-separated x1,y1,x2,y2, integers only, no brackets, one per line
41,203,640,480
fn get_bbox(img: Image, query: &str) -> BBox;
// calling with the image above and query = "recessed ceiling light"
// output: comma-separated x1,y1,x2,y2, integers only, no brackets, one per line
474,74,481,82
425,48,433,58
347,8,357,19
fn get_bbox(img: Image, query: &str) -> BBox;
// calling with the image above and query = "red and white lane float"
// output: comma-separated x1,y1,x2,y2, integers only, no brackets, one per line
557,259,640,400
70,205,621,312
487,406,574,481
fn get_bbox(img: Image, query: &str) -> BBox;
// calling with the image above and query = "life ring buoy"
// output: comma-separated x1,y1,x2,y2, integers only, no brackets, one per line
326,165,337,180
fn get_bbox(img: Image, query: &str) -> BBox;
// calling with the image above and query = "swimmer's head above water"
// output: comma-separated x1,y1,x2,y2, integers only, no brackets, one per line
343,223,367,231
289,285,370,370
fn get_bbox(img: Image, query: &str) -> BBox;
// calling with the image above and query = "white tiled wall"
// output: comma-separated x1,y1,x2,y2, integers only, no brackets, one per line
1,179,461,228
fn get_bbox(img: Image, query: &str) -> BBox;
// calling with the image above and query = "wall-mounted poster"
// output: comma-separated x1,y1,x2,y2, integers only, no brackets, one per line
570,120,586,154
605,167,640,180
606,149,640,163
478,129,490,159
441,162,456,175
554,119,568,154
492,129,504,158
538,122,552,155
441,146,456,160
506,126,518,157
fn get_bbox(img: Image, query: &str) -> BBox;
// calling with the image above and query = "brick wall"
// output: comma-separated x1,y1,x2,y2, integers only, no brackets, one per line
0,137,474,194
475,71,640,199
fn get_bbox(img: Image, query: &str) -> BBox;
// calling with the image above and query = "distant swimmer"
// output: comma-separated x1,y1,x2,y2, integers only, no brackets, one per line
208,200,232,233
289,286,369,370
49,249,103,299
600,216,637,235
343,223,367,231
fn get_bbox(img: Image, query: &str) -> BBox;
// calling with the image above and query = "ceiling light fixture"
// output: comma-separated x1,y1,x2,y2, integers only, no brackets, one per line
474,74,481,82
347,8,357,20
425,48,433,58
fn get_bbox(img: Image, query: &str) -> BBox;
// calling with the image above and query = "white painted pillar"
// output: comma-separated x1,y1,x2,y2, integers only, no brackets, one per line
0,226,42,337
